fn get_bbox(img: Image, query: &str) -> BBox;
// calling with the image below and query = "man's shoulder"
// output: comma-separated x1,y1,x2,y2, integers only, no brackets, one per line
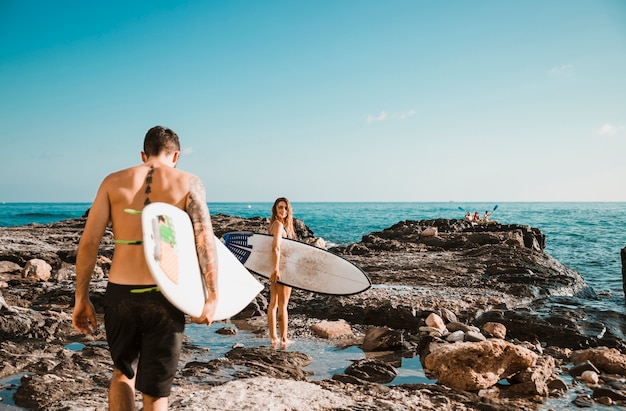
102,165,142,182
101,165,198,189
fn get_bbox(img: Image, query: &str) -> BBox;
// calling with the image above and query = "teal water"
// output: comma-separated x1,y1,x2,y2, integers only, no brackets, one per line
1,202,624,408
209,202,626,302
2,202,625,301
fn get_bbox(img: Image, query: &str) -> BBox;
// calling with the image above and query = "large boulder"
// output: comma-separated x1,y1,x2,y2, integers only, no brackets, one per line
23,259,52,281
571,347,626,375
424,339,538,391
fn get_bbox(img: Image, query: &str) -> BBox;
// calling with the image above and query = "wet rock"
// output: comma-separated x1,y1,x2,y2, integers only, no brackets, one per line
597,395,614,406
546,376,569,393
593,384,626,401
0,215,622,410
361,326,403,352
474,299,626,352
224,346,313,380
343,359,397,383
570,347,626,375
573,394,595,407
216,326,237,335
569,360,601,377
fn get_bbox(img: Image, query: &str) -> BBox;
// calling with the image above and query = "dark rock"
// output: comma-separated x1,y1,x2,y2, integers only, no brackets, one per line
343,359,397,383
474,296,626,352
0,215,620,410
569,360,601,377
224,346,313,380
573,394,595,407
361,326,403,352
593,386,626,401
216,326,237,335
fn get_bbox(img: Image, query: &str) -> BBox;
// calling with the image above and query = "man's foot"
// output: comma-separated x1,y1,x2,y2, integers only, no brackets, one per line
280,338,293,348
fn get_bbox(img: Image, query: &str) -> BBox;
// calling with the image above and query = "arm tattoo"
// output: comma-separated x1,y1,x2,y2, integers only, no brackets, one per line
186,176,218,294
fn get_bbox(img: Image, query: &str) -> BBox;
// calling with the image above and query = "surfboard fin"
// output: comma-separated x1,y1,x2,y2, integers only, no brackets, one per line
222,232,254,264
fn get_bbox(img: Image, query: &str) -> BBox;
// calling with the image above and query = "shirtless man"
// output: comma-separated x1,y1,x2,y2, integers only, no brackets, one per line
72,126,219,411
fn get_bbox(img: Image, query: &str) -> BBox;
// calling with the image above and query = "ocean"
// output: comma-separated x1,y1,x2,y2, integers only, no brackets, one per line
2,201,625,310
2,201,626,407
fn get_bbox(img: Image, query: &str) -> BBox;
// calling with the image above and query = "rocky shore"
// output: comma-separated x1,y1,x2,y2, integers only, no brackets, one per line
1,215,626,410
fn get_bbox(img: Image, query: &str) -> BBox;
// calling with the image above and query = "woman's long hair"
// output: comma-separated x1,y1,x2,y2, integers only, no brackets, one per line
270,197,295,239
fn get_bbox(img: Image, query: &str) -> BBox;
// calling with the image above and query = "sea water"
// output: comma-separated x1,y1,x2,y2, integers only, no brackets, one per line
184,322,435,383
2,201,625,306
1,202,625,390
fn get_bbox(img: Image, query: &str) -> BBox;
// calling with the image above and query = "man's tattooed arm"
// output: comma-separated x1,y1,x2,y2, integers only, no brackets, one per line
186,175,219,320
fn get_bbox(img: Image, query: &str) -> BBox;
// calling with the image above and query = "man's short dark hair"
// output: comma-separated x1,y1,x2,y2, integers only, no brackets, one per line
143,126,181,157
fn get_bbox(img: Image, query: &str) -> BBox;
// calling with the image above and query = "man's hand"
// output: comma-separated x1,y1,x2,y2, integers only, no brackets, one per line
191,297,218,326
72,299,98,335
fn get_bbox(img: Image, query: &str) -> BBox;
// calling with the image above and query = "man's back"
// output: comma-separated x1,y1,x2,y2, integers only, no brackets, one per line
104,163,193,285
73,125,220,410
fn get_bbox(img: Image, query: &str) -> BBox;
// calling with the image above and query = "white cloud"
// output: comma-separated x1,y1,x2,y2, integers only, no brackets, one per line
395,109,417,120
365,109,416,124
595,123,625,137
549,64,573,75
366,111,388,123
40,151,59,159
182,147,194,155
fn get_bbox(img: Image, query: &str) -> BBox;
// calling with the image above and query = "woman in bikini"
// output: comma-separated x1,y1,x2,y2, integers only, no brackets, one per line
267,197,296,346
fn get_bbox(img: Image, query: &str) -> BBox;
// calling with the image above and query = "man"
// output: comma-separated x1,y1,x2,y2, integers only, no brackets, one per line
72,126,219,411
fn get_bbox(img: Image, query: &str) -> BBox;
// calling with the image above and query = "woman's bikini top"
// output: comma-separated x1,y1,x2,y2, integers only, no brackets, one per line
269,221,289,238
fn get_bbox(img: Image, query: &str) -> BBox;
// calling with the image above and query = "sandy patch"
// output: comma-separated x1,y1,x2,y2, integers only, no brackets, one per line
170,376,353,410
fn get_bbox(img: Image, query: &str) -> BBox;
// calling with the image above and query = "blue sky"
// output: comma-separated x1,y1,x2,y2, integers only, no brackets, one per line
1,0,625,202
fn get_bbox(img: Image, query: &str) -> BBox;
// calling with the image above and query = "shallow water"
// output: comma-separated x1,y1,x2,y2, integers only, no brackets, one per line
2,201,624,308
0,373,28,409
185,323,434,384
208,202,626,315
1,202,625,408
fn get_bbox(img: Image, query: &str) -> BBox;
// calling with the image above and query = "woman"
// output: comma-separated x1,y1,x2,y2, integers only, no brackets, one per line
267,197,296,346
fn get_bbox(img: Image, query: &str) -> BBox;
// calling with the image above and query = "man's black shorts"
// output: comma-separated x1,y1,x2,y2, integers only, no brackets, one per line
104,283,185,398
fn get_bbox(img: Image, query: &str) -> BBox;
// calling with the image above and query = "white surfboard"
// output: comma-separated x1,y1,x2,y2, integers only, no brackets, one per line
141,203,263,320
222,232,371,295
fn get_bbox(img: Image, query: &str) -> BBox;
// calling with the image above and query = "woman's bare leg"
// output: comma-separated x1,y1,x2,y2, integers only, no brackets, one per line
277,284,292,346
268,282,280,345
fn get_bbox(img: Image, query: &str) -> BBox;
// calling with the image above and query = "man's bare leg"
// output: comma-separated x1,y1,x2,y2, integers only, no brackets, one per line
143,394,169,411
109,368,135,411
